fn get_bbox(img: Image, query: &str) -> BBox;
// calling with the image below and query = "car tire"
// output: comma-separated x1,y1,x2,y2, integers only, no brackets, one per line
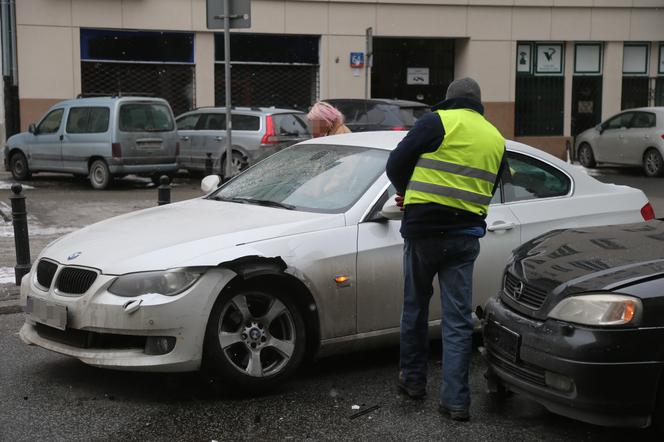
643,149,664,178
203,287,307,393
9,152,32,181
220,151,249,179
89,159,112,190
578,143,596,168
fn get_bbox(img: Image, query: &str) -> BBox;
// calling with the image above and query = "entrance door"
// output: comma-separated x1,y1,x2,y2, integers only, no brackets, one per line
572,76,602,136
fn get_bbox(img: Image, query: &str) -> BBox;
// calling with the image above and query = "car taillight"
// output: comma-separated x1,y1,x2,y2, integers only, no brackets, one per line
391,126,407,131
111,143,122,158
260,115,279,145
661,134,664,140
175,142,180,156
641,202,656,221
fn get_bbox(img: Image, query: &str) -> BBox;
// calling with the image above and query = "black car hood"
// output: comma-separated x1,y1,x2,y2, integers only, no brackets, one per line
505,221,664,318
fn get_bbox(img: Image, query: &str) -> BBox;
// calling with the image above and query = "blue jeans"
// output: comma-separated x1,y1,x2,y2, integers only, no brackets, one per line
399,235,480,410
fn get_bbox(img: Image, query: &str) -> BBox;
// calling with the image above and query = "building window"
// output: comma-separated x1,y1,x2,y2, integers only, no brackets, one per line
80,29,195,116
621,43,650,110
515,42,564,136
214,34,319,110
572,43,603,136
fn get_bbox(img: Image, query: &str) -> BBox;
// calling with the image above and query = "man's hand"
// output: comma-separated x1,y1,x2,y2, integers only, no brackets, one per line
395,192,405,211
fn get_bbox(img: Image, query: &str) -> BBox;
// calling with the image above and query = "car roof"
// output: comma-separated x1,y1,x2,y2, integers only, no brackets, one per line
178,107,305,117
326,98,429,108
53,96,169,107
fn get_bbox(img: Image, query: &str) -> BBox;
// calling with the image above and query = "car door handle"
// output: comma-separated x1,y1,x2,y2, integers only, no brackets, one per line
215,136,224,141
487,221,516,232
180,136,190,141
59,134,64,141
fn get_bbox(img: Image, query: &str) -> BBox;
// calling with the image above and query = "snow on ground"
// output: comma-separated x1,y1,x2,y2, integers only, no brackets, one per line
0,267,16,285
0,180,34,190
0,201,77,238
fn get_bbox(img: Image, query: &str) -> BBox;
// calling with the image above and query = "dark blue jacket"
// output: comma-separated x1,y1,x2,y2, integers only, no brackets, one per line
385,97,506,238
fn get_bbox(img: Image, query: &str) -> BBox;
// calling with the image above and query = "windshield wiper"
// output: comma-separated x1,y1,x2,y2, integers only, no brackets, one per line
209,195,295,210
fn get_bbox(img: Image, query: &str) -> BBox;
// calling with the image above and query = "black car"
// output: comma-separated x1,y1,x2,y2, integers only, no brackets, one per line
325,98,429,132
482,220,664,431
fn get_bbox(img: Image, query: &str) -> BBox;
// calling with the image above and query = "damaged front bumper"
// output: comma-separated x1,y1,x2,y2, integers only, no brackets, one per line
19,266,235,372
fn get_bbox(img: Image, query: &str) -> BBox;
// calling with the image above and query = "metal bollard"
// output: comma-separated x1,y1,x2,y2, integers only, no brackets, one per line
157,175,171,206
205,153,213,176
10,184,31,285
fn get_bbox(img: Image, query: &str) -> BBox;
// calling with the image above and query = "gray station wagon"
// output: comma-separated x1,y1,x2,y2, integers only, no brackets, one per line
175,107,311,177
3,96,179,189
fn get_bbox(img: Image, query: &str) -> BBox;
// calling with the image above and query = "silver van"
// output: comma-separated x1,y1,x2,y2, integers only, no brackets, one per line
175,107,311,176
3,96,179,189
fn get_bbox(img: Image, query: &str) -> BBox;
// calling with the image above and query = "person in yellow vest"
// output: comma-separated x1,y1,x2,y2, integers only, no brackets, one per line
386,77,506,422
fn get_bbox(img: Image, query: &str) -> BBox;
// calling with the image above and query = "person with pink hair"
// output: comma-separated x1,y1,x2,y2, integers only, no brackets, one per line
307,101,351,138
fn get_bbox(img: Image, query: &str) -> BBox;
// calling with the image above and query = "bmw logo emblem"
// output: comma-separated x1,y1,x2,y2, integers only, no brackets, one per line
68,252,82,261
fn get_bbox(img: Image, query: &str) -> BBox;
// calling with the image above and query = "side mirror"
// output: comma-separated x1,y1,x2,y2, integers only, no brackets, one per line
201,175,222,194
28,123,37,134
380,196,403,220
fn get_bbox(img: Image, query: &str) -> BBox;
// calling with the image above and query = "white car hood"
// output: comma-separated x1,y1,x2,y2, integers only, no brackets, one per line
42,198,345,274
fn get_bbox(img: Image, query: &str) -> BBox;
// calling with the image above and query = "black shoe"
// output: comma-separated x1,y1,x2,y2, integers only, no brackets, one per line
438,404,470,422
397,373,426,399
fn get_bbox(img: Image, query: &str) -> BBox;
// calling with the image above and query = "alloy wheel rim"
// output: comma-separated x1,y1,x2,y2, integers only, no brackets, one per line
217,293,296,377
646,152,661,175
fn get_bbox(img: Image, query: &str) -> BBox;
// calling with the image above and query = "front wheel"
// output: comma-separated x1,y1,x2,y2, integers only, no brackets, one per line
578,143,596,168
221,151,249,179
89,159,112,190
10,152,31,180
643,149,664,178
204,287,306,393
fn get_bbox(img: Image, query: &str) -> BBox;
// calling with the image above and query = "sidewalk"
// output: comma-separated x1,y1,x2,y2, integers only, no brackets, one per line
0,284,21,314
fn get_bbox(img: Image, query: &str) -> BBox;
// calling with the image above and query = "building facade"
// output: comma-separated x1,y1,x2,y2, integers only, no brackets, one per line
10,0,664,157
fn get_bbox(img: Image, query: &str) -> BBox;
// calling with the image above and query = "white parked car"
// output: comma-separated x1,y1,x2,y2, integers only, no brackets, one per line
19,132,654,391
575,107,664,177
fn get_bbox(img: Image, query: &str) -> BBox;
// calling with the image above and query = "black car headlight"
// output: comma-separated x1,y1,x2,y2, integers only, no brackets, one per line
108,268,203,297
548,294,642,326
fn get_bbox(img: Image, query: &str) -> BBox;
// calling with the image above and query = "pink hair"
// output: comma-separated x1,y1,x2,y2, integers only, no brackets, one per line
307,101,344,126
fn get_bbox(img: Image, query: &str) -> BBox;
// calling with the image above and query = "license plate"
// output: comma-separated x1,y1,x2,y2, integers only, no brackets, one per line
25,296,67,331
485,319,520,363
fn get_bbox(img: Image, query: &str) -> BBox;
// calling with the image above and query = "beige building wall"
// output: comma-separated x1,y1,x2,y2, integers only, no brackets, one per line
12,0,664,155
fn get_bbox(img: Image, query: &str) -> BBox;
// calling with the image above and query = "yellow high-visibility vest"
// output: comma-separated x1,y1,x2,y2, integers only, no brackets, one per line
404,108,505,217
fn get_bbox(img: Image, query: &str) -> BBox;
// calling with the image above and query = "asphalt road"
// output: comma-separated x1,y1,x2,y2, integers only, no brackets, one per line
1,166,664,440
1,312,659,442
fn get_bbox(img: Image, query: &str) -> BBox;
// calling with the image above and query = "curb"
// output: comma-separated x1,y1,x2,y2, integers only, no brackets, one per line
0,299,22,315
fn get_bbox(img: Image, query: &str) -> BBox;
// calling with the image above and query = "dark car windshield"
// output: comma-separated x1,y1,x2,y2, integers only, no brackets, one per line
210,144,389,213
119,103,174,132
399,106,430,126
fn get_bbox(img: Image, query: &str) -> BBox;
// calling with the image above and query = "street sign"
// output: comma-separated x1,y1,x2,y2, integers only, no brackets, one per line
350,52,364,68
207,0,251,29
407,67,429,85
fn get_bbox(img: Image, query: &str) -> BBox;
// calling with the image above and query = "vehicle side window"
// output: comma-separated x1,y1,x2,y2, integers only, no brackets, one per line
631,112,656,129
605,112,634,130
176,114,200,130
333,102,359,124
66,107,109,134
232,115,260,131
503,152,571,202
199,113,226,130
37,109,64,134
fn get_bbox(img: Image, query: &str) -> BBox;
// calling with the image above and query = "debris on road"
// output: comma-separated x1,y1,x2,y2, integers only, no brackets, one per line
349,404,381,420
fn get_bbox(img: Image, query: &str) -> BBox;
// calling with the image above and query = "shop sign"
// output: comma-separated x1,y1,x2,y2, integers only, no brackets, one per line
517,44,532,74
350,52,364,68
407,67,429,85
536,43,563,75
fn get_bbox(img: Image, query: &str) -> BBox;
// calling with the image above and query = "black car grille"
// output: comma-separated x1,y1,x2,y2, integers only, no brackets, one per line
55,267,98,295
486,350,546,387
503,272,548,310
34,323,147,350
36,260,58,289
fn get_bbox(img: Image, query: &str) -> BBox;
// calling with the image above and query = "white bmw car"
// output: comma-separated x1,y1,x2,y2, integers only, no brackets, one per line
19,131,654,391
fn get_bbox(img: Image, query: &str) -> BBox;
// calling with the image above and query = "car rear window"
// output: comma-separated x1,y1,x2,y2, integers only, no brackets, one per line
66,107,110,133
272,113,310,136
119,103,174,132
197,113,260,131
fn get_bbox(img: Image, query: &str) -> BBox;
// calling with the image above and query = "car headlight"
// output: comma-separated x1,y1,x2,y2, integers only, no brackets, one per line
108,268,203,297
548,294,642,326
